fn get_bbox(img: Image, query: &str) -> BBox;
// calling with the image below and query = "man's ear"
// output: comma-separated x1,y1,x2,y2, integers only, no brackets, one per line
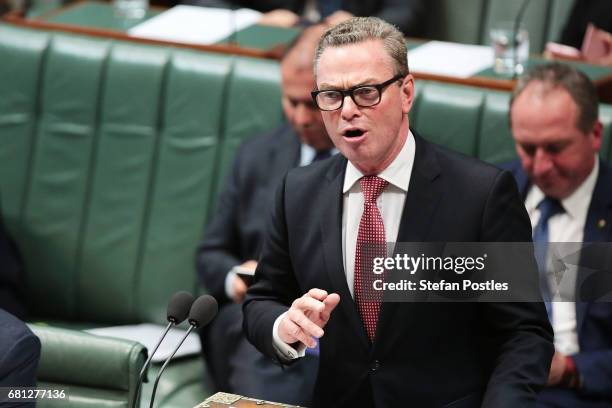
591,120,603,152
401,74,415,115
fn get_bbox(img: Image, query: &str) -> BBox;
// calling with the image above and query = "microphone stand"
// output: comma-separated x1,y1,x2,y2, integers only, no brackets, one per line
131,321,174,408
148,324,197,408
513,0,531,79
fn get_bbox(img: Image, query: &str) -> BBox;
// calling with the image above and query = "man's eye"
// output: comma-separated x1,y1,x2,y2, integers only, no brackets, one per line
321,91,341,100
545,143,566,154
354,87,376,96
521,144,536,156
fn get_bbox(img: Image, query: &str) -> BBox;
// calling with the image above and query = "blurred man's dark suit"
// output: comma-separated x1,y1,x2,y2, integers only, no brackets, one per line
0,204,26,320
0,202,39,407
0,309,40,399
506,159,612,408
244,133,554,408
197,122,317,404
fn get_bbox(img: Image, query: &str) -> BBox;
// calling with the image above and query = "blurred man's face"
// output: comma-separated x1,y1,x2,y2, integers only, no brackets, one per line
511,83,602,199
315,39,414,175
281,63,332,151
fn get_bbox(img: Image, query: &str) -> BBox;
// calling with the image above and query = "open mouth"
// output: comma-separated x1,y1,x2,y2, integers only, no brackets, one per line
344,129,365,138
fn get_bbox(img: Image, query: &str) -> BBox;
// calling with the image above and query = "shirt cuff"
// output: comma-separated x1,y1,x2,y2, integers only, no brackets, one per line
224,269,237,300
272,312,306,360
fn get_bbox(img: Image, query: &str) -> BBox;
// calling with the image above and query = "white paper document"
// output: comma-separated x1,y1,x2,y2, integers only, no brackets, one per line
408,41,494,78
86,323,201,363
128,5,262,45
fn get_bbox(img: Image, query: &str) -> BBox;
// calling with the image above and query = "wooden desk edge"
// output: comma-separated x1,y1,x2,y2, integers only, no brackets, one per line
2,10,284,60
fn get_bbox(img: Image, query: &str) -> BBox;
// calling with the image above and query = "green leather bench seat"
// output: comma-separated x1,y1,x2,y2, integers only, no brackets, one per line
31,325,146,408
0,23,281,408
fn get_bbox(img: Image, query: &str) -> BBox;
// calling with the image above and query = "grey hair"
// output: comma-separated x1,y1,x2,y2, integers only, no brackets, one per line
510,62,599,133
313,17,408,80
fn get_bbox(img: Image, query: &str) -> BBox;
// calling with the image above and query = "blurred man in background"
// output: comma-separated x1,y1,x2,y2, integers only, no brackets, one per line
196,24,333,405
508,62,612,407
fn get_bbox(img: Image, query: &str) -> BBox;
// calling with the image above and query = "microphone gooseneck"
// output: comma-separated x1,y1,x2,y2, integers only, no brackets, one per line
513,0,531,79
148,295,218,408
131,291,195,408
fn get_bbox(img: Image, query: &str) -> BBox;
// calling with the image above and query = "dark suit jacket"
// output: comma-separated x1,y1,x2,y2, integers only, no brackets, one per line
0,309,40,408
244,134,554,408
183,0,426,36
560,0,612,49
505,159,612,407
0,201,26,320
197,123,300,303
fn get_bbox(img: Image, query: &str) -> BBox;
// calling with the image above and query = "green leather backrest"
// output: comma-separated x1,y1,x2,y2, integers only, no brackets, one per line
600,105,612,160
212,57,282,201
546,0,574,44
424,0,575,53
424,0,486,44
0,24,235,324
412,81,612,164
478,91,516,164
481,0,551,54
412,82,484,156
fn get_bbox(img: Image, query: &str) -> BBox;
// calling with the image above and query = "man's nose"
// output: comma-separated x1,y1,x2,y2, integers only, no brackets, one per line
295,103,314,127
533,149,553,176
340,95,360,121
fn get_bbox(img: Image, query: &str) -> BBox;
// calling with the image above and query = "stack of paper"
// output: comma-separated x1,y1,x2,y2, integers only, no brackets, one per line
128,5,261,45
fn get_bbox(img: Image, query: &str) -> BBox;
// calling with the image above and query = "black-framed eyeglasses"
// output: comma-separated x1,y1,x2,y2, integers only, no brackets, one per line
311,74,405,111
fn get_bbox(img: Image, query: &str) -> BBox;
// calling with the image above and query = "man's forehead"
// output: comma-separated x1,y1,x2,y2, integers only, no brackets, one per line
316,40,395,86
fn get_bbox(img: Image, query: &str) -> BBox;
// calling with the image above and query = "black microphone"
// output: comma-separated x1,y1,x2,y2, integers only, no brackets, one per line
148,295,218,408
131,291,195,408
513,0,531,79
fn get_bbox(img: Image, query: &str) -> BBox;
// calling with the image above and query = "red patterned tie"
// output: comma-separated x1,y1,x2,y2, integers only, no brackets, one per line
354,176,388,341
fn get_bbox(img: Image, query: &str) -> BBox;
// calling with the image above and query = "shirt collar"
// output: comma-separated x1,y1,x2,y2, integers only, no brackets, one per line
525,156,599,220
343,130,415,193
299,144,339,167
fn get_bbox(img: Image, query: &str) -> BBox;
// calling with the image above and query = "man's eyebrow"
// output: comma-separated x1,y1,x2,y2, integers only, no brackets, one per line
318,78,380,90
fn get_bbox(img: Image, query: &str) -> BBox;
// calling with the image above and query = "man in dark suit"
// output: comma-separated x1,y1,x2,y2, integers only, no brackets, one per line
244,17,554,407
507,62,612,407
196,25,333,404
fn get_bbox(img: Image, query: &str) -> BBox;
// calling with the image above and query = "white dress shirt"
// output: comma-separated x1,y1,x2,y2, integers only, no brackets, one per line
272,131,416,359
525,157,598,355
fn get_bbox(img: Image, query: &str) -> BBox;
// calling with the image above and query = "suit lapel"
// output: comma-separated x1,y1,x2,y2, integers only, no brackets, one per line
319,156,370,349
375,133,443,346
576,161,612,333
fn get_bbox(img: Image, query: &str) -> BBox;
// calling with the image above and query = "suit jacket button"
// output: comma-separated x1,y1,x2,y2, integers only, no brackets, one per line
370,360,380,372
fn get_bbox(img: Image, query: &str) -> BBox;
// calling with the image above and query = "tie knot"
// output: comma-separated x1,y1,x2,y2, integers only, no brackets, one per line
537,196,564,223
360,176,388,204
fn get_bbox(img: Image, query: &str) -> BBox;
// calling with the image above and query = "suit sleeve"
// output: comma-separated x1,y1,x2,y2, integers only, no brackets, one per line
0,311,41,389
572,349,612,398
0,205,26,320
479,171,555,408
243,175,303,362
196,147,245,303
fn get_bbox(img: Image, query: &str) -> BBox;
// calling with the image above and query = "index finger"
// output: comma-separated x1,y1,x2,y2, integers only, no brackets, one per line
307,288,329,301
